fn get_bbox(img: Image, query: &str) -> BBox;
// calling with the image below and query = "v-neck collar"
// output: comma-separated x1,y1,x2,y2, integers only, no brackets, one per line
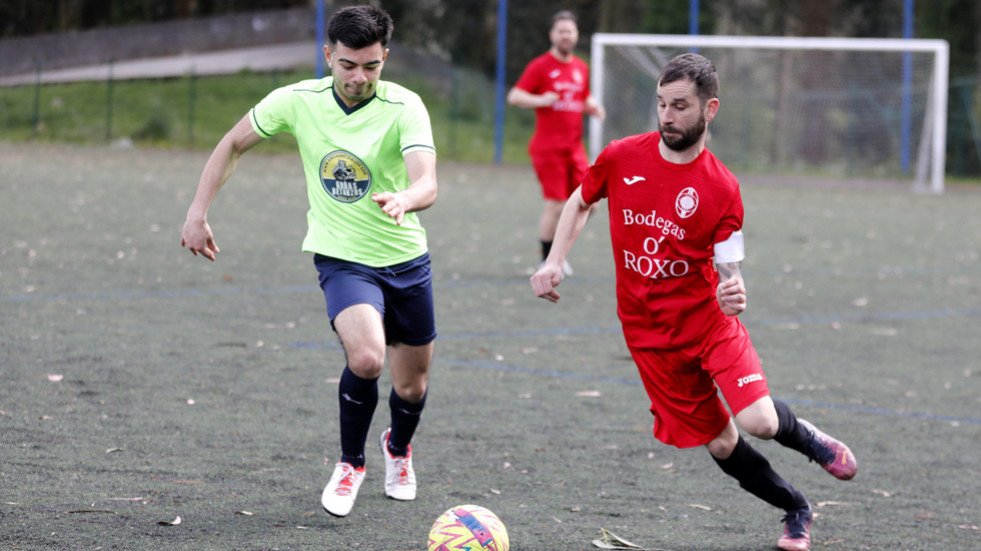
332,85,376,116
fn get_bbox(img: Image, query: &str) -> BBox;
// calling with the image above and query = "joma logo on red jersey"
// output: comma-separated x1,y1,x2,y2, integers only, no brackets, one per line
737,374,764,387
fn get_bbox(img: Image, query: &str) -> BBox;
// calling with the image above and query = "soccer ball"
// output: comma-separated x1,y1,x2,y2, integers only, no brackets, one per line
427,504,509,551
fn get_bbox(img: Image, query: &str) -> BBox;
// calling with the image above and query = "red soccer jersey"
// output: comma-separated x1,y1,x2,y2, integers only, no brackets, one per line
513,52,591,153
580,132,744,349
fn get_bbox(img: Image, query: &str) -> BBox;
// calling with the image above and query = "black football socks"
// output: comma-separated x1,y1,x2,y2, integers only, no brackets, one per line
387,388,427,457
772,398,810,452
338,366,379,468
712,435,809,512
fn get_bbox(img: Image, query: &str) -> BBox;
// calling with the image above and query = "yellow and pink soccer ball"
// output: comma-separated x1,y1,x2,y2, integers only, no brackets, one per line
427,504,509,551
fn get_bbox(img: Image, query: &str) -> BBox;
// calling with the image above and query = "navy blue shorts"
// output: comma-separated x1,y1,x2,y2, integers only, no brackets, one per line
314,252,436,346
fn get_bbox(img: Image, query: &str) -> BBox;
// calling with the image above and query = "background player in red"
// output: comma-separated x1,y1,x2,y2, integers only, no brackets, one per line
530,53,857,551
508,10,605,275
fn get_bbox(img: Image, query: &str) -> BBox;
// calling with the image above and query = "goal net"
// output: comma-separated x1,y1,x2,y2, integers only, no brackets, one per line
590,34,949,193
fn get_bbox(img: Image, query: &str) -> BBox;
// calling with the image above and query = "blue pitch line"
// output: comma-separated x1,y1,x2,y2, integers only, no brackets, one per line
439,358,640,386
5,281,980,328
787,263,981,278
286,303,981,351
438,325,620,340
285,341,981,426
2,258,978,304
285,326,620,351
429,306,981,338
750,307,981,326
0,277,511,304
0,284,315,303
778,397,981,426
438,359,981,427
289,303,981,347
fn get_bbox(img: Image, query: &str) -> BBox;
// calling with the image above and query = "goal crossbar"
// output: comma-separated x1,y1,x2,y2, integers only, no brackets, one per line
590,34,950,193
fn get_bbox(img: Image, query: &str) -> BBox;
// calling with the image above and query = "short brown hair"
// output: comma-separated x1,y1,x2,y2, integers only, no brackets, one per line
659,53,719,106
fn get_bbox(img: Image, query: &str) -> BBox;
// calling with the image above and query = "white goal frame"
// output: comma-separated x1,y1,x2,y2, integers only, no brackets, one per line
590,34,950,193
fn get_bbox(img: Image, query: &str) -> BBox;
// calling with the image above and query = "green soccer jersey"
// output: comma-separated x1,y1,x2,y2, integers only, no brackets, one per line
249,77,436,267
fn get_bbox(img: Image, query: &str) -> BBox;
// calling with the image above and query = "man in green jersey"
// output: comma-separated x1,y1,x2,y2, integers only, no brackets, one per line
181,5,438,518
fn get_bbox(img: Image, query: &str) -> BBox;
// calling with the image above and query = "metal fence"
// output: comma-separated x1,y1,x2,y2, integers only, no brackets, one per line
0,7,315,78
0,7,977,176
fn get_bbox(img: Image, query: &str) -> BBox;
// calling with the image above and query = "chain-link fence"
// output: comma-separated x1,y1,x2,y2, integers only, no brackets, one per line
0,7,977,174
0,57,537,164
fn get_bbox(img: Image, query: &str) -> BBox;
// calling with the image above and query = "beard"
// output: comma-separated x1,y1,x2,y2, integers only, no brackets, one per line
659,113,707,152
554,41,575,56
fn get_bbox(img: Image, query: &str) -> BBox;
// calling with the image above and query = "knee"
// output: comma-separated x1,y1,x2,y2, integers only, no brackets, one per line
706,437,734,459
394,382,427,404
739,412,779,439
345,347,386,379
393,372,429,403
734,396,780,439
706,421,739,459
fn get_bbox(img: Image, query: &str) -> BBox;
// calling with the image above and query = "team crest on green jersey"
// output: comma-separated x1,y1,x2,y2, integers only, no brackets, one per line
320,150,372,203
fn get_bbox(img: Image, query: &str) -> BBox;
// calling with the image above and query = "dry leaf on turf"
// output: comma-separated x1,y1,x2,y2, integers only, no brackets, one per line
592,528,677,551
157,516,181,526
816,501,849,507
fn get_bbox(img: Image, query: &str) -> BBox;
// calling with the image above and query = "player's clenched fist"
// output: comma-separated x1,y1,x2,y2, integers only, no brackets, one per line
716,276,746,316
530,263,563,303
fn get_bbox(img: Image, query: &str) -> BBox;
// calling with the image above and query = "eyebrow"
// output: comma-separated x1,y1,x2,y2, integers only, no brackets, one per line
337,57,383,66
656,93,691,103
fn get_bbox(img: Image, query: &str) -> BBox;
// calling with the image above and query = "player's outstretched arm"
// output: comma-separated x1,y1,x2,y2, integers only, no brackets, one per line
372,150,437,226
181,115,263,261
506,87,559,109
530,186,593,303
716,262,747,316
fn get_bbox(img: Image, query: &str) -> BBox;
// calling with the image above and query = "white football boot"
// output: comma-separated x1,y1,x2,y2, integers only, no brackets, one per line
379,428,417,501
321,461,365,517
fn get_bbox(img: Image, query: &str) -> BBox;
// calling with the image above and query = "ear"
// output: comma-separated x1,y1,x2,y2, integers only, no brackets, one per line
383,48,389,62
703,97,720,122
323,45,332,66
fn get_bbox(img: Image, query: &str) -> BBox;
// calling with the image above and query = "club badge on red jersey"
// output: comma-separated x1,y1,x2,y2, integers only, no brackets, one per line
675,187,699,219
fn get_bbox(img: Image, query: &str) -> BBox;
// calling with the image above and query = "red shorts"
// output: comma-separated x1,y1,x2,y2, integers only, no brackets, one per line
628,318,770,449
530,144,589,201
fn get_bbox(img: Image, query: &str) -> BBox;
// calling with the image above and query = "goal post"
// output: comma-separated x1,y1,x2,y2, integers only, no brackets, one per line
589,34,950,193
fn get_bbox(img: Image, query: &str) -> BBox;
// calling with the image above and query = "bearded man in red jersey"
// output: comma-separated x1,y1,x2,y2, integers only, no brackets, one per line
531,53,857,551
508,10,605,275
